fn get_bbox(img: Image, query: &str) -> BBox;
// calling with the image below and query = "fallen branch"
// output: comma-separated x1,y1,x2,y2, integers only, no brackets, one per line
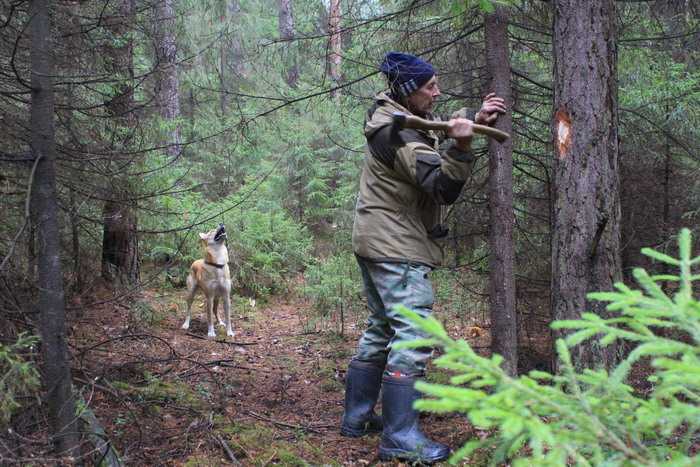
79,396,124,467
213,433,242,466
185,332,258,346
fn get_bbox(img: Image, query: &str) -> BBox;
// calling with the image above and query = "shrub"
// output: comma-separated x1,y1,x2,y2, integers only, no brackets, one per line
301,250,363,334
399,228,700,466
229,208,312,298
0,333,40,425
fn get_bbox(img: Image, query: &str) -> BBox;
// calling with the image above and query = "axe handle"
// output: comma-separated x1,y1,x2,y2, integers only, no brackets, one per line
400,114,510,143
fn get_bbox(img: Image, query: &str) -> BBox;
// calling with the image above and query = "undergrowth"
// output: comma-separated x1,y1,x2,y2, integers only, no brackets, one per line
400,228,700,466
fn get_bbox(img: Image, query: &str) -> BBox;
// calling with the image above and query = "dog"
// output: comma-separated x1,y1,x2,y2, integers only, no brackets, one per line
181,224,234,337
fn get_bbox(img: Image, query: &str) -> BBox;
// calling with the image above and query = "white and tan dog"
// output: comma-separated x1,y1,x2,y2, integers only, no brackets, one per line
181,224,234,337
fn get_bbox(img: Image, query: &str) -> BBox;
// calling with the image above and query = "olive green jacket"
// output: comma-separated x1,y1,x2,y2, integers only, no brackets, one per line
352,92,475,268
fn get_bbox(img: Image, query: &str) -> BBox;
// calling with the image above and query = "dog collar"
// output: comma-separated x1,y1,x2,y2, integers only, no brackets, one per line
205,261,226,269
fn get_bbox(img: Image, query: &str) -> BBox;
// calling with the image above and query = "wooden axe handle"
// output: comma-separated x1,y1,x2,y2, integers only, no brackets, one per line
399,114,510,143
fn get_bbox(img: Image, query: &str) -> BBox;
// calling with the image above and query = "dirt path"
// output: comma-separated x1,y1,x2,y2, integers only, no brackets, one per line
71,288,476,466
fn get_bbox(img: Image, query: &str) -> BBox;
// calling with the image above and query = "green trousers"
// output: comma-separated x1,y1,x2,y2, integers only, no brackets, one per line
353,256,435,377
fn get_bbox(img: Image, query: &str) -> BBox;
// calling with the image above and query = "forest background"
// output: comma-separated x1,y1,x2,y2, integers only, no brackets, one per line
0,0,698,464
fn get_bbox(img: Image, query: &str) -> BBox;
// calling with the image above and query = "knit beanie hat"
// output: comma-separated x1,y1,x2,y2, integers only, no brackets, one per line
379,51,435,97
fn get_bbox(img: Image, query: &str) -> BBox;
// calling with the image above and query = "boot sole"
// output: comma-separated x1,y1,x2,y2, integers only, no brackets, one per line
378,447,449,464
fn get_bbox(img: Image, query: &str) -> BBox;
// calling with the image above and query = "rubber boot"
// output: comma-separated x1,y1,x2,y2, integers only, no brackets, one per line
340,360,383,437
378,375,450,464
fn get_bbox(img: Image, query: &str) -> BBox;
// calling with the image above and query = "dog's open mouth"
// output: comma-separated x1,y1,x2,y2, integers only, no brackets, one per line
214,224,226,242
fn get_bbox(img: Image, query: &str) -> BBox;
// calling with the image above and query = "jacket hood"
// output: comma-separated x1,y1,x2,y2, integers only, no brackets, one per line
364,92,411,139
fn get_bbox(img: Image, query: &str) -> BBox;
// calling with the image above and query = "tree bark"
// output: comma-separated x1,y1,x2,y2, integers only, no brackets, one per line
220,0,245,115
155,0,182,157
328,0,341,96
551,0,622,370
484,7,518,376
278,0,299,87
102,0,139,285
29,0,80,456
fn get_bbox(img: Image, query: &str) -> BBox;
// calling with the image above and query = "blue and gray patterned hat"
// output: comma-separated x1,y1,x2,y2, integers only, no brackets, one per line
379,51,435,97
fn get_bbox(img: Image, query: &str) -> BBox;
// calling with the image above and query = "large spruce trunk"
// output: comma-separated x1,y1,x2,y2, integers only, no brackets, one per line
551,0,622,370
156,0,182,157
484,7,518,376
278,0,299,87
29,0,80,456
101,0,140,285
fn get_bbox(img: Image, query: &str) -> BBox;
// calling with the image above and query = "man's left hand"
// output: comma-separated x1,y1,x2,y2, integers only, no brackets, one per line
475,93,507,125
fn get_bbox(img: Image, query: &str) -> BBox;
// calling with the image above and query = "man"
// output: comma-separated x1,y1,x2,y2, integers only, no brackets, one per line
341,52,506,463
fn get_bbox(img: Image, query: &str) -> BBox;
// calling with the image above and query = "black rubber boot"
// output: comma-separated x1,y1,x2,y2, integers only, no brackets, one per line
378,375,450,464
340,360,384,437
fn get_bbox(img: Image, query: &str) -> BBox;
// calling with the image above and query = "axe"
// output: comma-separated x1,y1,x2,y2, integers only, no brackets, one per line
391,112,510,144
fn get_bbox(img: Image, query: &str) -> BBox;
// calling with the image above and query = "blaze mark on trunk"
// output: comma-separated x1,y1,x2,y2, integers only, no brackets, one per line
555,108,572,160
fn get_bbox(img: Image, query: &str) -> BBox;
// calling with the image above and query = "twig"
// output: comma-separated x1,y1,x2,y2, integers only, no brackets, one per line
185,332,258,346
213,434,241,466
0,154,42,272
261,449,277,467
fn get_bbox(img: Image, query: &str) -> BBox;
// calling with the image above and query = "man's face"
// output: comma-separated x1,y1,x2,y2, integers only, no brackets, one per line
406,75,440,116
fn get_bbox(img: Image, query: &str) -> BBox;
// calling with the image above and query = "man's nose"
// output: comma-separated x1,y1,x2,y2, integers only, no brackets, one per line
433,86,441,97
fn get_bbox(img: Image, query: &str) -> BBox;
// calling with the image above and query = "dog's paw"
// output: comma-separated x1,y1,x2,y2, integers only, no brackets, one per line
226,329,235,337
207,328,216,338
181,320,190,330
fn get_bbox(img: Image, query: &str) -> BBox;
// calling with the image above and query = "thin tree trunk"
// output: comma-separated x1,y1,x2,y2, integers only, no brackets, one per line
328,0,341,96
69,188,82,292
551,0,622,370
64,3,83,292
484,6,518,376
156,0,182,157
278,0,298,87
29,0,80,456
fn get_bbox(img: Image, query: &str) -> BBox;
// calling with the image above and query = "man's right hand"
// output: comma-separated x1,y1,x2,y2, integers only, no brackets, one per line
447,118,474,150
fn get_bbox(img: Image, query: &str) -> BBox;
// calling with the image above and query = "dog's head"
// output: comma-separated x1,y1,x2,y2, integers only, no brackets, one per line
199,223,227,246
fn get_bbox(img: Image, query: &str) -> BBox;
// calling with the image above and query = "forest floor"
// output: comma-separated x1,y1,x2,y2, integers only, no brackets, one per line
69,282,517,466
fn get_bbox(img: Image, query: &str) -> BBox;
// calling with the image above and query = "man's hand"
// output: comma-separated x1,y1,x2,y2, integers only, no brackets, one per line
475,93,507,126
446,118,474,150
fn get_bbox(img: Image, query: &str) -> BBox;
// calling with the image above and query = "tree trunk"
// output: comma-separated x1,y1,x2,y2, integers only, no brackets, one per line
551,0,622,370
278,0,298,87
102,0,139,285
220,0,245,115
484,7,518,376
328,0,341,96
69,188,82,292
156,0,182,157
29,0,80,456
101,196,139,285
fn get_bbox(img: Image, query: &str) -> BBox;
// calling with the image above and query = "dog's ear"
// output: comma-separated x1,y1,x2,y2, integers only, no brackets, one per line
199,232,208,241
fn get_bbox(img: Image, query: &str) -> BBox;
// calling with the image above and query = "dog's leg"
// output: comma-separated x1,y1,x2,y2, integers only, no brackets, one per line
224,292,234,337
213,296,225,327
206,296,216,338
182,274,197,330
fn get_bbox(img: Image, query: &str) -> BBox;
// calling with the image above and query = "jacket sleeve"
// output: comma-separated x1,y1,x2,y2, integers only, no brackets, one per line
394,133,475,205
366,124,475,205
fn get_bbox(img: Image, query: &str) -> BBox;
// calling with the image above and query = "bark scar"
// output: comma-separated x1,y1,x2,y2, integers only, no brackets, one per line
555,108,572,160
590,216,608,261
